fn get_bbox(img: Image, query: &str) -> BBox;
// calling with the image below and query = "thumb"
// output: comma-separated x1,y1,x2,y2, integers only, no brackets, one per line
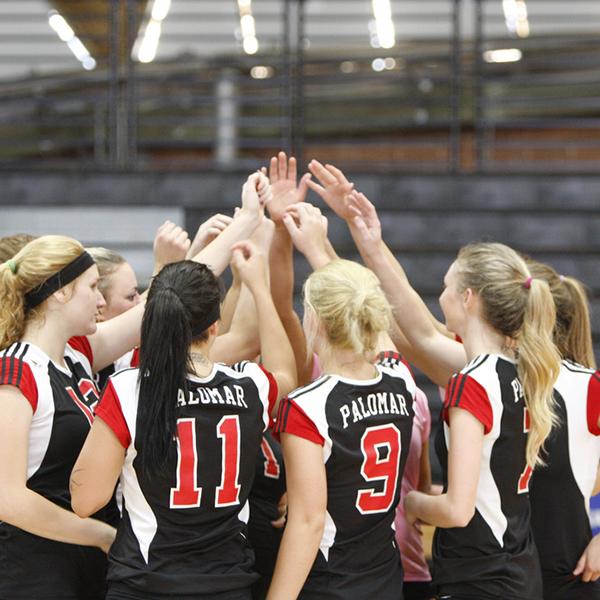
573,552,586,576
297,173,312,201
282,213,301,239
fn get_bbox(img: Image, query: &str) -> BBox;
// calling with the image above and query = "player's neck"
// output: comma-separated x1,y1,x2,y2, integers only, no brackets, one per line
462,318,514,362
189,341,213,377
319,349,377,380
22,315,70,367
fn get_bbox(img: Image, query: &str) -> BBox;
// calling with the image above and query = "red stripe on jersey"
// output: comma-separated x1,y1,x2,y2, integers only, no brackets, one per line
130,347,140,368
95,379,132,448
444,374,493,434
258,365,278,417
275,398,324,446
455,334,463,343
68,336,94,365
587,372,600,436
0,357,38,412
376,350,412,376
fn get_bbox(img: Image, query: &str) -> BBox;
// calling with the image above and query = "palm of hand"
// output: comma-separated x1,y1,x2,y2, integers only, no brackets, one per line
268,179,304,221
322,182,354,219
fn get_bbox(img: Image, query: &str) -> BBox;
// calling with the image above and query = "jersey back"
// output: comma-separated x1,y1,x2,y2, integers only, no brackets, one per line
433,354,542,600
95,360,277,596
276,353,415,599
529,361,600,600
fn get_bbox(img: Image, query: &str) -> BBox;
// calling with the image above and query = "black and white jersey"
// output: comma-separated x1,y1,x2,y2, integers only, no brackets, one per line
95,360,277,597
0,338,99,510
433,354,543,600
95,347,139,392
0,337,108,600
529,360,600,600
274,352,416,600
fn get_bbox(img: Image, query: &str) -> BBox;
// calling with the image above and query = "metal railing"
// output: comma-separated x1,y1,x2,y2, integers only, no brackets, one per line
0,0,599,173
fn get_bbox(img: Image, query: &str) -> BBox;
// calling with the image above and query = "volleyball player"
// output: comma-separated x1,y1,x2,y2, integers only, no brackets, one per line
526,260,600,599
0,235,145,600
70,240,296,599
340,192,559,599
265,202,416,599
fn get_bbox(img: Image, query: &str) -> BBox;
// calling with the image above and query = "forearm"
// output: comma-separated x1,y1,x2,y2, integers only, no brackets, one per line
191,212,260,275
0,486,113,549
266,513,323,600
91,300,145,372
252,286,297,398
270,226,311,385
408,490,472,529
219,280,241,334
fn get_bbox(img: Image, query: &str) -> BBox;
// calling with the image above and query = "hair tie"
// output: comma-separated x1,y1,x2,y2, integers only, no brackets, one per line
523,276,533,290
5,259,17,274
559,275,565,282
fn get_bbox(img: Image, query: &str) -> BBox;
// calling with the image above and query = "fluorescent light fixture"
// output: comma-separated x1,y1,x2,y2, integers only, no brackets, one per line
483,48,523,63
133,0,172,63
503,0,530,38
371,0,395,49
238,0,260,55
250,65,273,79
48,10,96,71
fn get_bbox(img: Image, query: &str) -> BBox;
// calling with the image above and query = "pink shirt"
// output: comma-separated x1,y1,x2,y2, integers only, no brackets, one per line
395,387,432,582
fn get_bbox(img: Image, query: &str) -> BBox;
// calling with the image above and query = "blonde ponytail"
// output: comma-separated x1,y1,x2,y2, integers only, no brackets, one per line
456,243,560,467
526,259,595,369
517,278,561,467
0,235,86,349
303,259,391,361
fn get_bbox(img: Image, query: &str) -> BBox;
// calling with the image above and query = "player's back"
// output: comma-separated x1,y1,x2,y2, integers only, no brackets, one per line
97,360,276,597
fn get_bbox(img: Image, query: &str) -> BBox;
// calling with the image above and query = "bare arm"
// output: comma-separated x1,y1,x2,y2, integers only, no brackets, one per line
232,241,297,408
266,434,326,600
265,152,313,386
0,386,115,552
404,408,483,528
71,418,125,518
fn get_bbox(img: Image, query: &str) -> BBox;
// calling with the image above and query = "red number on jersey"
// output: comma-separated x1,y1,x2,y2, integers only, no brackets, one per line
517,406,533,494
260,437,281,479
65,386,95,426
216,416,242,506
170,416,242,509
170,418,202,508
356,424,401,514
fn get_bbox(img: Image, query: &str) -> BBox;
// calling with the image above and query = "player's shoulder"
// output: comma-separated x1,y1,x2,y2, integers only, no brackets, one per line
287,374,336,406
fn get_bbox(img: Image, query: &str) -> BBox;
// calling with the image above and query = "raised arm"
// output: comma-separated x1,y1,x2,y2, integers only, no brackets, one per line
0,386,115,552
231,241,297,408
265,152,313,386
347,193,466,385
189,172,267,275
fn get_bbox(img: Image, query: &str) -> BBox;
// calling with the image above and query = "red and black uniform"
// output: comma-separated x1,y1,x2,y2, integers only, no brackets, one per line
95,347,139,393
247,430,286,600
95,360,277,600
434,354,542,600
0,338,107,600
274,352,416,600
529,360,600,600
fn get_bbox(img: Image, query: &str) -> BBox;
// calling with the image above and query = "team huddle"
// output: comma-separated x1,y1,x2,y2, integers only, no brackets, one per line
0,153,598,600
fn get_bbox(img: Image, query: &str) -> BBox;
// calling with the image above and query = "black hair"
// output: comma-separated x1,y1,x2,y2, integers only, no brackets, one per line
136,260,221,476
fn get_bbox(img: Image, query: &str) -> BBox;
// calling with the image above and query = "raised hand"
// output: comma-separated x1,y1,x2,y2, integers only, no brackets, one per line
306,159,355,220
346,190,382,257
231,240,268,291
187,213,233,257
153,220,191,274
240,172,269,218
264,151,311,222
282,202,334,270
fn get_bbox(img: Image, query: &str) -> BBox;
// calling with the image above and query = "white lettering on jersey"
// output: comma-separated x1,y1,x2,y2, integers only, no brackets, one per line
511,378,524,403
176,385,248,408
340,392,410,429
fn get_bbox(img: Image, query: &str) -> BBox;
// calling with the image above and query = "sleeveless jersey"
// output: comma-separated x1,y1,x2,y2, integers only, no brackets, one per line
433,354,543,600
0,337,108,600
529,360,600,600
274,352,416,600
94,360,277,597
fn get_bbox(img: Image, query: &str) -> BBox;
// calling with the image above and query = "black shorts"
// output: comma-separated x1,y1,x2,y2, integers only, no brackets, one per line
0,522,107,600
107,582,252,600
403,580,435,600
542,573,600,600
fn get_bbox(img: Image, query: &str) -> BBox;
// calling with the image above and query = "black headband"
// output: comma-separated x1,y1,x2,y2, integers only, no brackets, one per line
25,251,95,310
191,303,221,338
